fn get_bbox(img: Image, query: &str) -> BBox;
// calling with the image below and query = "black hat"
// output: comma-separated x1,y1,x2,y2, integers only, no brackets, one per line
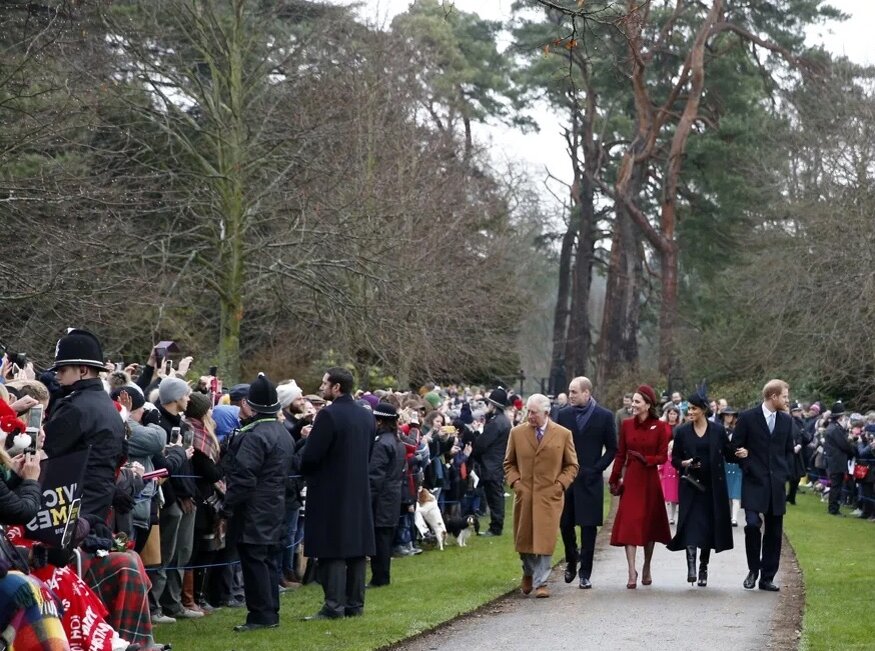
719,406,738,417
830,400,845,417
246,373,280,414
790,401,802,412
50,328,106,371
373,402,398,420
110,385,145,411
229,384,250,402
487,387,509,408
686,387,710,411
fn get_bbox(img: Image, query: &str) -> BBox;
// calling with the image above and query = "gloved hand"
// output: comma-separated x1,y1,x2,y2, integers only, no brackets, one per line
113,486,136,514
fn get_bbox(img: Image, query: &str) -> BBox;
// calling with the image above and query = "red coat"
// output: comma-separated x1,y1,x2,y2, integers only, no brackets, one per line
609,416,672,546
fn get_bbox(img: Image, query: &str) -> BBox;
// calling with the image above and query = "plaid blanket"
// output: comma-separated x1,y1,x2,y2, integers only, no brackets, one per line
81,552,152,646
34,566,124,651
0,571,69,651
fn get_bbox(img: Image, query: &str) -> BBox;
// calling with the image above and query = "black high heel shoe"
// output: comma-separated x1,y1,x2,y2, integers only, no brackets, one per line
685,547,697,584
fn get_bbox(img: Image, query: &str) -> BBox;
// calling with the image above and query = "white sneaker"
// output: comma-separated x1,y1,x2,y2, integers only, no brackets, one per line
177,608,204,619
152,614,177,625
851,509,863,517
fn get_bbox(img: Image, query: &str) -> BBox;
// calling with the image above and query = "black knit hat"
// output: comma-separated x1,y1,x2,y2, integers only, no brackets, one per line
373,402,399,420
246,373,280,414
487,387,509,408
50,328,106,371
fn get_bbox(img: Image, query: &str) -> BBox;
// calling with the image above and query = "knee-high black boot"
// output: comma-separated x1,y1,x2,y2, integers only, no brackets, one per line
698,548,711,587
685,547,696,584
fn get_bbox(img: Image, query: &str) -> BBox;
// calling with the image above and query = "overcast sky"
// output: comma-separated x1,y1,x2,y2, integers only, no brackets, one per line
330,0,873,197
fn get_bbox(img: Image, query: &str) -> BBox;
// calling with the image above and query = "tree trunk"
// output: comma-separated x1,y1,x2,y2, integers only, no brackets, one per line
563,175,596,381
549,219,575,395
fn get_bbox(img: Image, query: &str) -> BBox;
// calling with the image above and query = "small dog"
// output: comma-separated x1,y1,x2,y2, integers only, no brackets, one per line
415,488,448,550
444,514,480,548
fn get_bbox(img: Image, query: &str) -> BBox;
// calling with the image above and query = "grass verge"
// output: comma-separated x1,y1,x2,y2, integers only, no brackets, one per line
155,505,522,650
784,489,875,650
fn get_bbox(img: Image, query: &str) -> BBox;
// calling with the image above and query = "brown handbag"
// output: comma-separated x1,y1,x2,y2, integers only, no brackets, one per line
139,524,161,566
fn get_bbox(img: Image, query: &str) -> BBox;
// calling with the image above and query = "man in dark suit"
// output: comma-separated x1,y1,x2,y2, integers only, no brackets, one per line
556,376,617,588
301,367,376,619
471,387,512,536
733,379,796,592
823,401,854,516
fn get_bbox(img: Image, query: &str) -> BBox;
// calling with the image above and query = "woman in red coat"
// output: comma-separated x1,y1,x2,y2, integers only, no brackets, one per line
608,384,672,588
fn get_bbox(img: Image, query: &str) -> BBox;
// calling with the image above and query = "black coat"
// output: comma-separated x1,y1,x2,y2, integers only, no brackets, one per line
300,394,375,558
667,421,735,553
43,378,125,519
471,410,511,482
824,421,854,475
790,417,810,478
155,406,196,504
733,406,795,516
369,429,405,528
555,402,617,527
223,417,295,546
0,474,41,525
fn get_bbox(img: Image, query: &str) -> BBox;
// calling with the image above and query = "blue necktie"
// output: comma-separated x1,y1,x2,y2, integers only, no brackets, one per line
536,427,544,443
767,412,775,434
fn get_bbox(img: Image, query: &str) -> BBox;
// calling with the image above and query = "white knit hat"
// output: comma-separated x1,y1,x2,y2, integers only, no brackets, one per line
276,380,303,409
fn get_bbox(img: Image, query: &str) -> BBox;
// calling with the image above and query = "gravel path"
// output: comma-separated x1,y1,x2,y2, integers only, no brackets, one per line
392,520,800,651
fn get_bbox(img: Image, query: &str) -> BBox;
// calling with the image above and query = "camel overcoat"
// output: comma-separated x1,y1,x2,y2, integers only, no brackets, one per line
504,420,579,555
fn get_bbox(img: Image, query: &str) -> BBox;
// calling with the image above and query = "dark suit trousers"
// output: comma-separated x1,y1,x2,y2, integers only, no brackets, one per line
482,479,505,534
370,527,395,586
743,509,782,582
828,472,845,514
317,557,366,617
560,491,598,578
238,543,280,625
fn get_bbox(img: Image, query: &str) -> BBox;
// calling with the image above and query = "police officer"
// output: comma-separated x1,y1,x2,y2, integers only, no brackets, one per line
221,373,295,632
43,329,125,520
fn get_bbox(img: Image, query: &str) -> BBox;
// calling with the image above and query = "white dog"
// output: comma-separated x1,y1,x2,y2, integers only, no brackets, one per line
415,488,448,550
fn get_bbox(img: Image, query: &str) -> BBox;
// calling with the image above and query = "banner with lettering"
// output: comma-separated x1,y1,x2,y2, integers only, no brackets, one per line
25,449,89,547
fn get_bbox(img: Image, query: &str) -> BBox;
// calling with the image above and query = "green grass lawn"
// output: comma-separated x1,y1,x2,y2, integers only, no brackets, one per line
784,488,875,651
155,507,523,650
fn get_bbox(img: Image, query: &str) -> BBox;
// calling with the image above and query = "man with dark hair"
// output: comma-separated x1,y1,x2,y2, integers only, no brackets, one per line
301,367,375,620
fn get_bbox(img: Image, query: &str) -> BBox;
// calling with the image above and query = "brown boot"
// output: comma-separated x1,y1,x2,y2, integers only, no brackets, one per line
182,570,201,612
520,575,533,595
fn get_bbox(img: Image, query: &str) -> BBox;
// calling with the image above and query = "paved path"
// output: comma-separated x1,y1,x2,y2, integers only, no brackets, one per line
393,522,797,651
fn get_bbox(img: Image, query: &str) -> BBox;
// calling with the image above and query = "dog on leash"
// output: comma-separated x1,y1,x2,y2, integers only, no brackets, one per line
444,514,480,548
415,488,448,550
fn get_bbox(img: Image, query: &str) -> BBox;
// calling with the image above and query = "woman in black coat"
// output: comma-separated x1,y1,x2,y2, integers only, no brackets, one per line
368,404,405,587
667,390,735,587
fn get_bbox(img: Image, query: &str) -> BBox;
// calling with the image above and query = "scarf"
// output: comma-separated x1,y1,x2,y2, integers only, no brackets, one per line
188,418,221,464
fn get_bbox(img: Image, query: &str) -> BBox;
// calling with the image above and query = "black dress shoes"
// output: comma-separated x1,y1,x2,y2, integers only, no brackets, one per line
233,622,279,632
743,571,758,589
578,576,592,589
344,609,363,617
758,580,780,592
564,562,577,584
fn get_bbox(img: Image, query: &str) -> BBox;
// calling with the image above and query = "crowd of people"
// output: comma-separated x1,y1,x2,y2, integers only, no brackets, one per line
1,328,873,649
0,329,527,648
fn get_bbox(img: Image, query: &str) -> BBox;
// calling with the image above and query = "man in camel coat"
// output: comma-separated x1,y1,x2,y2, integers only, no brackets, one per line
504,393,579,598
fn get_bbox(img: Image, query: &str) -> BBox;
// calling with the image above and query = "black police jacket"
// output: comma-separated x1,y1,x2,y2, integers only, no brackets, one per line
43,378,125,519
